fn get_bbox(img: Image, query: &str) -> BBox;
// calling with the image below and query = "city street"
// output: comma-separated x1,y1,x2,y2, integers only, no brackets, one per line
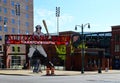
0,73,120,83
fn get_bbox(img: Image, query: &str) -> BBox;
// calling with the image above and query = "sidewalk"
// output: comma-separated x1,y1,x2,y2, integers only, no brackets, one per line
0,69,120,76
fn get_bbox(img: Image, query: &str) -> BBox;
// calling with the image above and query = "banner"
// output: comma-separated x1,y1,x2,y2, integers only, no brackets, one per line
5,35,70,45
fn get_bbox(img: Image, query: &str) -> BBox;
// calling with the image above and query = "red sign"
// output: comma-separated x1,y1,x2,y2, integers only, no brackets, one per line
5,35,70,45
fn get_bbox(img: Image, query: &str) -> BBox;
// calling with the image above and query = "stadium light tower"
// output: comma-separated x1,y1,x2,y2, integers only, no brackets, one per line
56,7,60,35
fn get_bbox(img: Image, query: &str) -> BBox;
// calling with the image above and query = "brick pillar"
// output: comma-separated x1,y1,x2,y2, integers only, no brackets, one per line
65,45,71,70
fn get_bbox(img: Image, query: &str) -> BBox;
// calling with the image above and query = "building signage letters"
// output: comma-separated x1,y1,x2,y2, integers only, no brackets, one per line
5,35,70,45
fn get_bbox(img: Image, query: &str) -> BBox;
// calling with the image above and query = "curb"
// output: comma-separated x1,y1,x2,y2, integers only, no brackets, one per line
0,70,120,76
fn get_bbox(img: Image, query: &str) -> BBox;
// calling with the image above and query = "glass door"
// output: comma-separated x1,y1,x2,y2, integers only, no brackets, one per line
11,56,21,69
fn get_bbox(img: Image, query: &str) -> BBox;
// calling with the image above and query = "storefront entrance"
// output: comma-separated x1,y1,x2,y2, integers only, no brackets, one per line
10,55,25,69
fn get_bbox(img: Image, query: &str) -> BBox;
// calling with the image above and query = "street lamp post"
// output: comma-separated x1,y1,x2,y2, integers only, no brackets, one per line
15,3,20,34
3,21,7,68
75,23,90,74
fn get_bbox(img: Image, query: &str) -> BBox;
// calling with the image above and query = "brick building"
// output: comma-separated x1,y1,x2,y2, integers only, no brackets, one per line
111,25,120,69
0,0,33,69
63,31,112,71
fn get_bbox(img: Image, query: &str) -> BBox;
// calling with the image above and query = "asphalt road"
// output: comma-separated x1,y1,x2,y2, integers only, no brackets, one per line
0,73,120,83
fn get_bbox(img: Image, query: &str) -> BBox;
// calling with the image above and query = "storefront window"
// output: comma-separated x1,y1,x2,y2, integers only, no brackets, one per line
115,45,120,52
115,34,120,42
11,56,21,67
